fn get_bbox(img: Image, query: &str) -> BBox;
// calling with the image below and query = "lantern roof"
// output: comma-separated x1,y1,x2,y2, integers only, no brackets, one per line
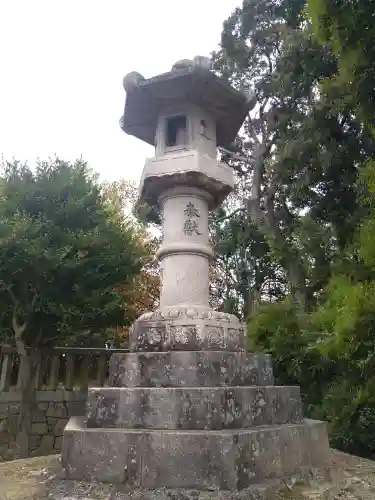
120,57,252,149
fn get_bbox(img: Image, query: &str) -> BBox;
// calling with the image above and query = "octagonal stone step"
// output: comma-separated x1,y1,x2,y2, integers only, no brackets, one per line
62,416,330,489
86,386,302,430
109,351,273,388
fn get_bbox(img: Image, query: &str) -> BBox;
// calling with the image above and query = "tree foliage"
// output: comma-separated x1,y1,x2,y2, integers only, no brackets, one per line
101,178,160,346
210,204,286,318
308,0,375,128
212,0,375,458
114,235,160,346
0,158,148,457
0,159,147,348
211,0,373,312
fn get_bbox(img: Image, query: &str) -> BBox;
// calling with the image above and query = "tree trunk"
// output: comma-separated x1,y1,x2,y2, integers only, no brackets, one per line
245,287,262,318
286,256,307,308
245,142,308,309
247,199,307,309
14,348,41,459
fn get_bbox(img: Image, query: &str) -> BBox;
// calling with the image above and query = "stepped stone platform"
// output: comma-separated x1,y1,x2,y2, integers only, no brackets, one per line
61,308,330,491
109,351,274,387
63,417,328,489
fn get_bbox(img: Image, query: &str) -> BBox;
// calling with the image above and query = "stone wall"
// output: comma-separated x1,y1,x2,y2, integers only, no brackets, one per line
0,391,86,460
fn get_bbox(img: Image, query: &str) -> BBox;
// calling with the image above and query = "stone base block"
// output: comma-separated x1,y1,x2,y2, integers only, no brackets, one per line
110,351,273,388
86,386,302,430
62,417,330,490
130,307,245,352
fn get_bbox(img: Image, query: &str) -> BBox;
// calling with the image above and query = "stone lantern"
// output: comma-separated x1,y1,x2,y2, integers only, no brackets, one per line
61,57,330,494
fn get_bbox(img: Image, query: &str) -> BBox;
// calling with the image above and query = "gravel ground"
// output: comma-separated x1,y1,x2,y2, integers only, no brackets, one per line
1,450,375,500
0,454,61,500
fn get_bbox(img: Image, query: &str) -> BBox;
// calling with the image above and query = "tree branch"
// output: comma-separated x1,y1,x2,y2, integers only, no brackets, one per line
0,282,38,355
214,207,246,223
259,97,271,140
247,116,261,144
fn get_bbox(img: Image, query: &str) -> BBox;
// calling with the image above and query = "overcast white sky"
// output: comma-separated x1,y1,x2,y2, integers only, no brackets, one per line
0,0,239,185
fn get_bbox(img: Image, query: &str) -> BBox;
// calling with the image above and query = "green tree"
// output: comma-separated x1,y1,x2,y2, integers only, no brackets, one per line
101,178,160,346
212,1,375,457
310,171,375,456
308,0,375,128
213,0,372,311
210,201,286,318
247,300,336,411
0,158,146,458
301,0,375,457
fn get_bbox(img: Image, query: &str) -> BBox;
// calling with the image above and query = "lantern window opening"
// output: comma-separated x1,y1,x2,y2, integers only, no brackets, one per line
166,115,187,148
200,119,207,135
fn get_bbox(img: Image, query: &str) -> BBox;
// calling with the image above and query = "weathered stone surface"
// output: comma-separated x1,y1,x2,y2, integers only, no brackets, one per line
54,418,68,436
32,409,47,422
0,405,8,419
86,386,302,430
121,67,249,150
62,417,330,489
31,422,48,435
0,390,87,459
129,307,245,352
54,435,63,451
110,351,273,388
46,402,68,418
30,435,42,448
40,434,55,452
63,420,143,485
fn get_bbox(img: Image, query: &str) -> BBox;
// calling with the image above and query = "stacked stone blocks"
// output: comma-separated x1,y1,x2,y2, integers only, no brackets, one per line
0,391,85,459
62,308,330,489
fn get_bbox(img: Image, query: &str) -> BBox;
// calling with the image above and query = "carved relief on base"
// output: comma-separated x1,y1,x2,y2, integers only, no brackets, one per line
130,306,246,353
137,306,240,323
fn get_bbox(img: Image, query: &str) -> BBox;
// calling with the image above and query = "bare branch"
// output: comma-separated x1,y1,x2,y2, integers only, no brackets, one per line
259,97,271,140
265,53,273,75
264,172,278,220
250,142,272,210
247,116,261,144
214,207,246,223
12,314,26,338
12,311,27,356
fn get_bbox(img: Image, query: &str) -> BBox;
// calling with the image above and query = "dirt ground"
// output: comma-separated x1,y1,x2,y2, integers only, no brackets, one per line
0,454,61,500
1,450,375,500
